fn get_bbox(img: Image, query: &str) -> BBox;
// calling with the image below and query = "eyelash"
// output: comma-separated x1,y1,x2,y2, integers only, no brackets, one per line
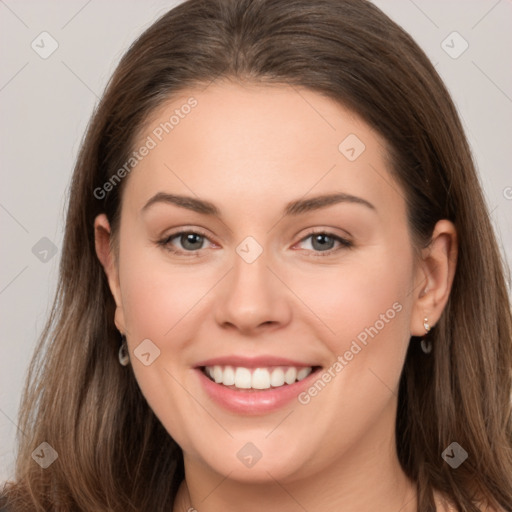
298,229,353,256
157,228,212,257
157,229,353,257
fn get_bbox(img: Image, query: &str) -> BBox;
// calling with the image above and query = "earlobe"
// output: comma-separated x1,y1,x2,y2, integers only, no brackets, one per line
410,220,458,336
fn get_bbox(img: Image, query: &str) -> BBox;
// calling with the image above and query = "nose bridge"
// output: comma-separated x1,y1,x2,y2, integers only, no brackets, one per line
215,238,291,331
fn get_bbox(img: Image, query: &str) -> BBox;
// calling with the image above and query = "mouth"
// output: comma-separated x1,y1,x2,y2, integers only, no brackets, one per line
200,364,322,391
194,360,324,414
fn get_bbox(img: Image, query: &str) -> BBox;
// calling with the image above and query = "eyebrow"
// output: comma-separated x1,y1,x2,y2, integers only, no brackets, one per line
141,191,376,217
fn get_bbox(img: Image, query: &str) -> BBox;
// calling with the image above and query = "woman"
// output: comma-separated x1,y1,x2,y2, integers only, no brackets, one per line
1,0,511,510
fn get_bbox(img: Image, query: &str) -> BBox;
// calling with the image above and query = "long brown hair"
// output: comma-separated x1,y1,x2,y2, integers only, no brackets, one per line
2,0,511,510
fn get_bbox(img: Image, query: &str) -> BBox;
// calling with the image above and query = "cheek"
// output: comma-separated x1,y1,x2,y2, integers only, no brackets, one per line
285,252,414,454
118,244,219,340
116,244,213,447
287,248,413,353
287,246,414,421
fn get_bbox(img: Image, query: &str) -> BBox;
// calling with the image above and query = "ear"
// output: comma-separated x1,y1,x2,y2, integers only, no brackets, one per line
94,214,126,334
410,219,458,336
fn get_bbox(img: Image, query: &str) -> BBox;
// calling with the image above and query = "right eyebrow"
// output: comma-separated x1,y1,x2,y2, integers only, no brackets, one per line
141,192,220,216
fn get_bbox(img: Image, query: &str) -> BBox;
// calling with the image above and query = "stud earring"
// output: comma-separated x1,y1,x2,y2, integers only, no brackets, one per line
420,317,432,354
118,335,130,366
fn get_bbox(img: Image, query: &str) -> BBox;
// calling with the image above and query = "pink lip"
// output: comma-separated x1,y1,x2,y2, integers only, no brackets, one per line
194,355,317,369
194,366,322,415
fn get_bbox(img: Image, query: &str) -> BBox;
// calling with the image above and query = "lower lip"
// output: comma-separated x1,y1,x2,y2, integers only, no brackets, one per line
195,368,321,415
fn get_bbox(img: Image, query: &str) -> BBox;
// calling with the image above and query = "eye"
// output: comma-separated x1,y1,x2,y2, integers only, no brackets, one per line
296,231,352,255
158,230,214,254
157,229,351,256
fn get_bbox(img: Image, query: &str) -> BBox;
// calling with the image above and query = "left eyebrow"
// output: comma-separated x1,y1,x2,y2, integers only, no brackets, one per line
284,193,376,215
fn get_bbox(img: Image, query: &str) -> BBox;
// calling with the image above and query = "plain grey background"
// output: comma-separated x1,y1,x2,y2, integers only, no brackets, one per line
1,0,511,482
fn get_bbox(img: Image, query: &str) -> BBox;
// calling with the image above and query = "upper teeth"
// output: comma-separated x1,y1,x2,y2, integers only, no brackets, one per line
204,365,313,390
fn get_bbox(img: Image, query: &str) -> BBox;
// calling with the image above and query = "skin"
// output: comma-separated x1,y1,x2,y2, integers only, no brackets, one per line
95,81,458,512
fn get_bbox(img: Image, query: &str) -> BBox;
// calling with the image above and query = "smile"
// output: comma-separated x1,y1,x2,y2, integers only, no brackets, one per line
194,358,323,414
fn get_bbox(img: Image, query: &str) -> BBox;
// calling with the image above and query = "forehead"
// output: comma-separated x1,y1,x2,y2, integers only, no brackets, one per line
124,81,404,219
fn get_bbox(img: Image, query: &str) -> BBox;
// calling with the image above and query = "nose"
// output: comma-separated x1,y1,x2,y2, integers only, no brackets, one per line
214,249,292,335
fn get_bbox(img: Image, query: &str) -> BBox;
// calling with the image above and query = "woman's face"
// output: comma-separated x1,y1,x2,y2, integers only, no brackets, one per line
97,81,434,483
